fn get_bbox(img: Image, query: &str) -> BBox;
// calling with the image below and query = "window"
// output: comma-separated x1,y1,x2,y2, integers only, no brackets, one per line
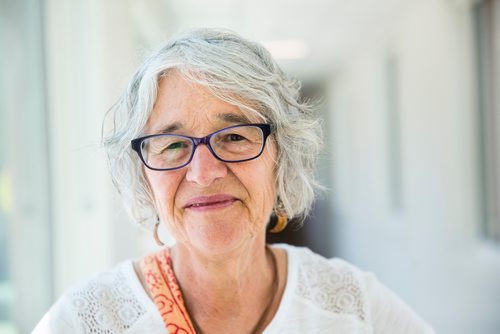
0,1,53,332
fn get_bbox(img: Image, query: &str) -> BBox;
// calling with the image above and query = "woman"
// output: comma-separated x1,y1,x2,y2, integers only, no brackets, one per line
34,28,434,333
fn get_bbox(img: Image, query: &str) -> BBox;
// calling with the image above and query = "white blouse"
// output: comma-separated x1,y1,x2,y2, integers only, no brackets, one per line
33,244,434,333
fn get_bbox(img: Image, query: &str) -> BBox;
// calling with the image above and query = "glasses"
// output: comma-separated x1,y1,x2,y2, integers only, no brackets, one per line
131,123,272,171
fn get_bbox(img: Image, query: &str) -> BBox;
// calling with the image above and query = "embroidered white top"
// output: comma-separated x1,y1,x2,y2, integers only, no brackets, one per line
33,244,434,334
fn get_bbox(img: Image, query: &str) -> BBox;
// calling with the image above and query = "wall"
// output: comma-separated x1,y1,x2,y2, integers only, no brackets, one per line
329,0,500,332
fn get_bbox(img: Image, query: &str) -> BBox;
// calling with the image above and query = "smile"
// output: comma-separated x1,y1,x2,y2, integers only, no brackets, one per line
184,194,239,211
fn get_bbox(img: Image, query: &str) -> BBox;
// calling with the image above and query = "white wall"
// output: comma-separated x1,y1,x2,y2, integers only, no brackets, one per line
329,0,500,332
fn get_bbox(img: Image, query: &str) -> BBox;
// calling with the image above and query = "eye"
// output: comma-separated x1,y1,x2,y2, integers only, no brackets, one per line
224,133,246,142
166,141,188,150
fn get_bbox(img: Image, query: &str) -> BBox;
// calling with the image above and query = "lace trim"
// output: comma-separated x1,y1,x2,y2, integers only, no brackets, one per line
296,251,367,322
69,266,147,333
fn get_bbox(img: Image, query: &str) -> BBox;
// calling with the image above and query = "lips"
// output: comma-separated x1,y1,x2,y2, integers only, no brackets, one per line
184,194,239,210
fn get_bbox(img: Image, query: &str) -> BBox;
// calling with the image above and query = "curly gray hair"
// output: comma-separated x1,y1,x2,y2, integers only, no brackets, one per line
103,28,322,228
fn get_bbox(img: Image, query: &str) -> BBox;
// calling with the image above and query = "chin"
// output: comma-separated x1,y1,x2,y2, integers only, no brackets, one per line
185,220,256,256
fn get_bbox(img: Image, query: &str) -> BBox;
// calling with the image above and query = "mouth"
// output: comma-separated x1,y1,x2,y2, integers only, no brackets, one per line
184,194,239,211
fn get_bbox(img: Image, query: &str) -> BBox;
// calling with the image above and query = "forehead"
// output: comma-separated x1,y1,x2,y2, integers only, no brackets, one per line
145,72,261,135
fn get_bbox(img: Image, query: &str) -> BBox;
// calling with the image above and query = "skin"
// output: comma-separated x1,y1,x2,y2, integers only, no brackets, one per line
136,71,287,333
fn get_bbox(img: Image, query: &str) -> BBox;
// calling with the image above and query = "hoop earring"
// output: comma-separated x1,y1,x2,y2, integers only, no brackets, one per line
153,220,164,246
269,209,288,233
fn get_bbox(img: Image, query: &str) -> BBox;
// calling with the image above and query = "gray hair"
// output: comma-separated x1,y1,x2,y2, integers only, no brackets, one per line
103,28,322,228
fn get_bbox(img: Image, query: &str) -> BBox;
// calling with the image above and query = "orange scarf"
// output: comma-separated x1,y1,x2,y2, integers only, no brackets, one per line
140,248,196,334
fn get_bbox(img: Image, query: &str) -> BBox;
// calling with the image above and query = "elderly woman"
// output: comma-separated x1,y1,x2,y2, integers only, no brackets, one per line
34,29,433,333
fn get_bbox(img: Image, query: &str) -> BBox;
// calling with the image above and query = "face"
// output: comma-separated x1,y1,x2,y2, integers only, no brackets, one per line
143,72,277,256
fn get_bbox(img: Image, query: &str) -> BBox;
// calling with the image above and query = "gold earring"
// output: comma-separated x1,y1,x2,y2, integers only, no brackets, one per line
269,209,288,233
153,220,164,246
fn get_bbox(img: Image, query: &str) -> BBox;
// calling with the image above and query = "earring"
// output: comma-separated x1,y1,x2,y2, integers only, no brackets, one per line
153,220,165,246
269,209,288,233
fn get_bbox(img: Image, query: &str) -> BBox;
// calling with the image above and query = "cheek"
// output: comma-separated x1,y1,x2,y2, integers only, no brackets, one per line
241,152,278,218
145,170,183,216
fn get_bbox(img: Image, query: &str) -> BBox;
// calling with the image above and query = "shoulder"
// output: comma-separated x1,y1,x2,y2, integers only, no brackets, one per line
33,260,164,334
275,245,434,333
283,245,369,321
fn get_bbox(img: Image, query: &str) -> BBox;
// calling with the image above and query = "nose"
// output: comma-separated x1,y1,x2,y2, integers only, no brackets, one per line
185,144,228,186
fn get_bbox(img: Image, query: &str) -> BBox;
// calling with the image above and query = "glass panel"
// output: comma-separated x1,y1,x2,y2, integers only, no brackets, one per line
0,1,52,332
0,102,16,334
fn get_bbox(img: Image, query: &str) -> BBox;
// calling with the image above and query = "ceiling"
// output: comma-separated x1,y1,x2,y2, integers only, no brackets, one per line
128,0,416,79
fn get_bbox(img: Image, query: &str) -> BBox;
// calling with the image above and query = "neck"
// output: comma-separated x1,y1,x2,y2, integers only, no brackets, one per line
170,240,277,333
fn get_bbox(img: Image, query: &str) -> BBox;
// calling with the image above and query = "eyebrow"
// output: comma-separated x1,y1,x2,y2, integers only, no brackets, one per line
156,113,251,134
217,112,251,124
157,122,182,134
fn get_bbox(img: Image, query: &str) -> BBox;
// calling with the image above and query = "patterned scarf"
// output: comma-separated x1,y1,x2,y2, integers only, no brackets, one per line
140,248,196,334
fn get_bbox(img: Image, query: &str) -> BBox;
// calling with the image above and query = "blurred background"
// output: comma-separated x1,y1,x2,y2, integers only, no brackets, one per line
1,0,500,333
